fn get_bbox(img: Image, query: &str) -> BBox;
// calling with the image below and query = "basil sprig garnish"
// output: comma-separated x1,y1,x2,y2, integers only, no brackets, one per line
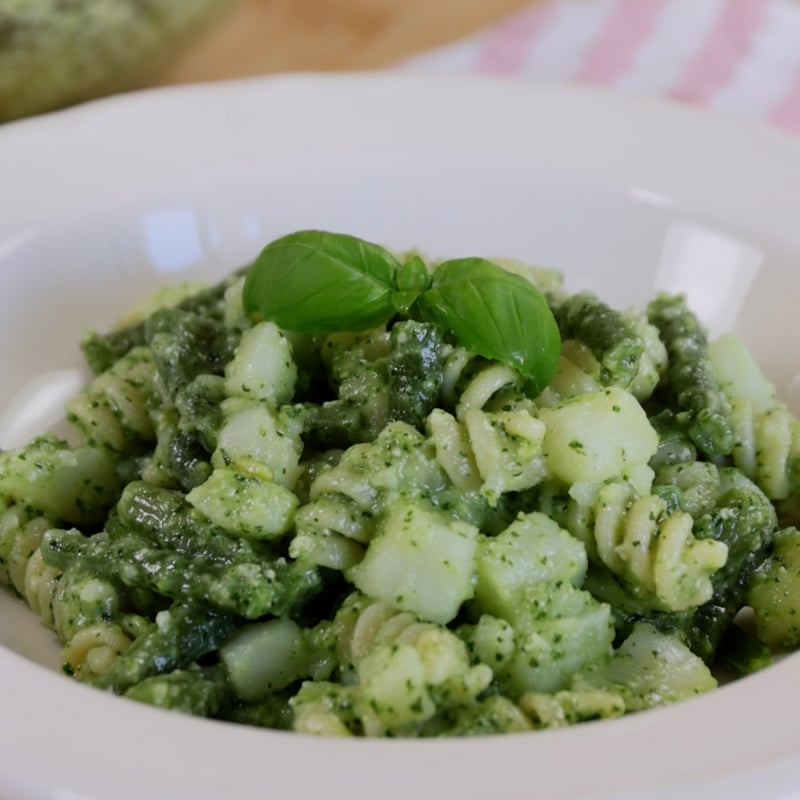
243,230,561,396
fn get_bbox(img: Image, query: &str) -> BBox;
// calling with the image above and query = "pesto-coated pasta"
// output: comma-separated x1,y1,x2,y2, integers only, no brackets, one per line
427,405,546,504
541,307,667,405
748,526,800,648
1,232,798,738
291,592,492,737
553,291,647,389
710,332,800,503
0,505,60,625
555,476,728,611
648,293,735,458
291,422,438,569
439,347,531,419
518,687,625,729
66,346,158,453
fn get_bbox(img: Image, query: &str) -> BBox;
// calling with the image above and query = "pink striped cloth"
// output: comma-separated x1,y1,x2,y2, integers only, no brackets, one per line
402,0,800,135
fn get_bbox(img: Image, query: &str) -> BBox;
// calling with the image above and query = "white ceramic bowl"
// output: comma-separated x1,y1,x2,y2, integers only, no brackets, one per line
1,73,799,800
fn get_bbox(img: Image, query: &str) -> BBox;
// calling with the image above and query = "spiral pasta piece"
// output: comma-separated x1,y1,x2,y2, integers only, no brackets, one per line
0,504,60,626
438,346,531,420
0,505,132,645
519,688,625,729
564,480,728,611
66,345,158,453
538,340,603,404
710,333,800,501
290,422,447,570
50,562,125,643
626,308,670,400
648,293,734,458
23,549,61,629
541,310,667,406
427,406,546,504
292,593,492,737
294,405,546,570
61,621,134,681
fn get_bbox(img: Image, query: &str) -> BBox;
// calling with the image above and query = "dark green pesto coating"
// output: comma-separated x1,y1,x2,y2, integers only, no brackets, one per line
124,665,231,716
647,409,697,469
142,375,228,492
41,527,322,619
146,409,213,491
596,467,778,664
174,374,227,453
114,481,270,565
224,692,295,730
145,308,240,399
92,602,237,693
388,320,445,429
300,401,370,449
647,293,734,457
301,334,390,448
554,291,645,387
714,624,773,677
684,469,777,660
81,324,148,378
80,270,243,375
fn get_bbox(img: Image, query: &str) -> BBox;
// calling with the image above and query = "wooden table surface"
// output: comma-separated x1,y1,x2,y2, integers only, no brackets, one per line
155,0,538,86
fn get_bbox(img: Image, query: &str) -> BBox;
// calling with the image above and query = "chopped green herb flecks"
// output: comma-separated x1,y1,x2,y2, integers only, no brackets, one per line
0,229,796,739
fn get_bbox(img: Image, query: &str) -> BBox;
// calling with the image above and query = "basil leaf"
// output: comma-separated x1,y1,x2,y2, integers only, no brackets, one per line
243,230,399,334
391,254,431,314
415,257,561,396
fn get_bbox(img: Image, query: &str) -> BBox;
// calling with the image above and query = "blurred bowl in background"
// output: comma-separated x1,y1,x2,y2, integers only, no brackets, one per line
0,0,239,122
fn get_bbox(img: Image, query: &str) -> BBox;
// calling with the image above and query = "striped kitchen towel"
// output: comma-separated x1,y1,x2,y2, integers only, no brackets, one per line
403,0,800,134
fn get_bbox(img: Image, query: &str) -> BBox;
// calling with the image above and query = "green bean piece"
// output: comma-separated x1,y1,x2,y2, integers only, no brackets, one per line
652,460,722,519
650,483,684,516
225,692,295,730
646,470,778,662
388,320,445,429
554,291,645,387
685,471,777,660
124,666,231,716
145,308,241,398
163,428,212,490
42,527,321,619
147,411,213,491
698,470,776,588
300,402,366,449
80,272,243,375
647,293,734,457
301,332,391,448
114,481,269,564
93,601,237,693
174,374,228,453
587,467,777,664
715,625,773,677
647,409,697,469
81,325,148,377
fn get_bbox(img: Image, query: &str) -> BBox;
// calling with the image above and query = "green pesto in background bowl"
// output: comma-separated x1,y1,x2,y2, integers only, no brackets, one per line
0,0,238,122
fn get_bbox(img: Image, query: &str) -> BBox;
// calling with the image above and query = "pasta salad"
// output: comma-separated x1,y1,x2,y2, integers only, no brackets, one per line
0,229,798,737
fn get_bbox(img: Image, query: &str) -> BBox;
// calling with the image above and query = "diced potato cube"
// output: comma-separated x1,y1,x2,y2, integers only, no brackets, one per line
539,387,658,484
348,501,478,624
